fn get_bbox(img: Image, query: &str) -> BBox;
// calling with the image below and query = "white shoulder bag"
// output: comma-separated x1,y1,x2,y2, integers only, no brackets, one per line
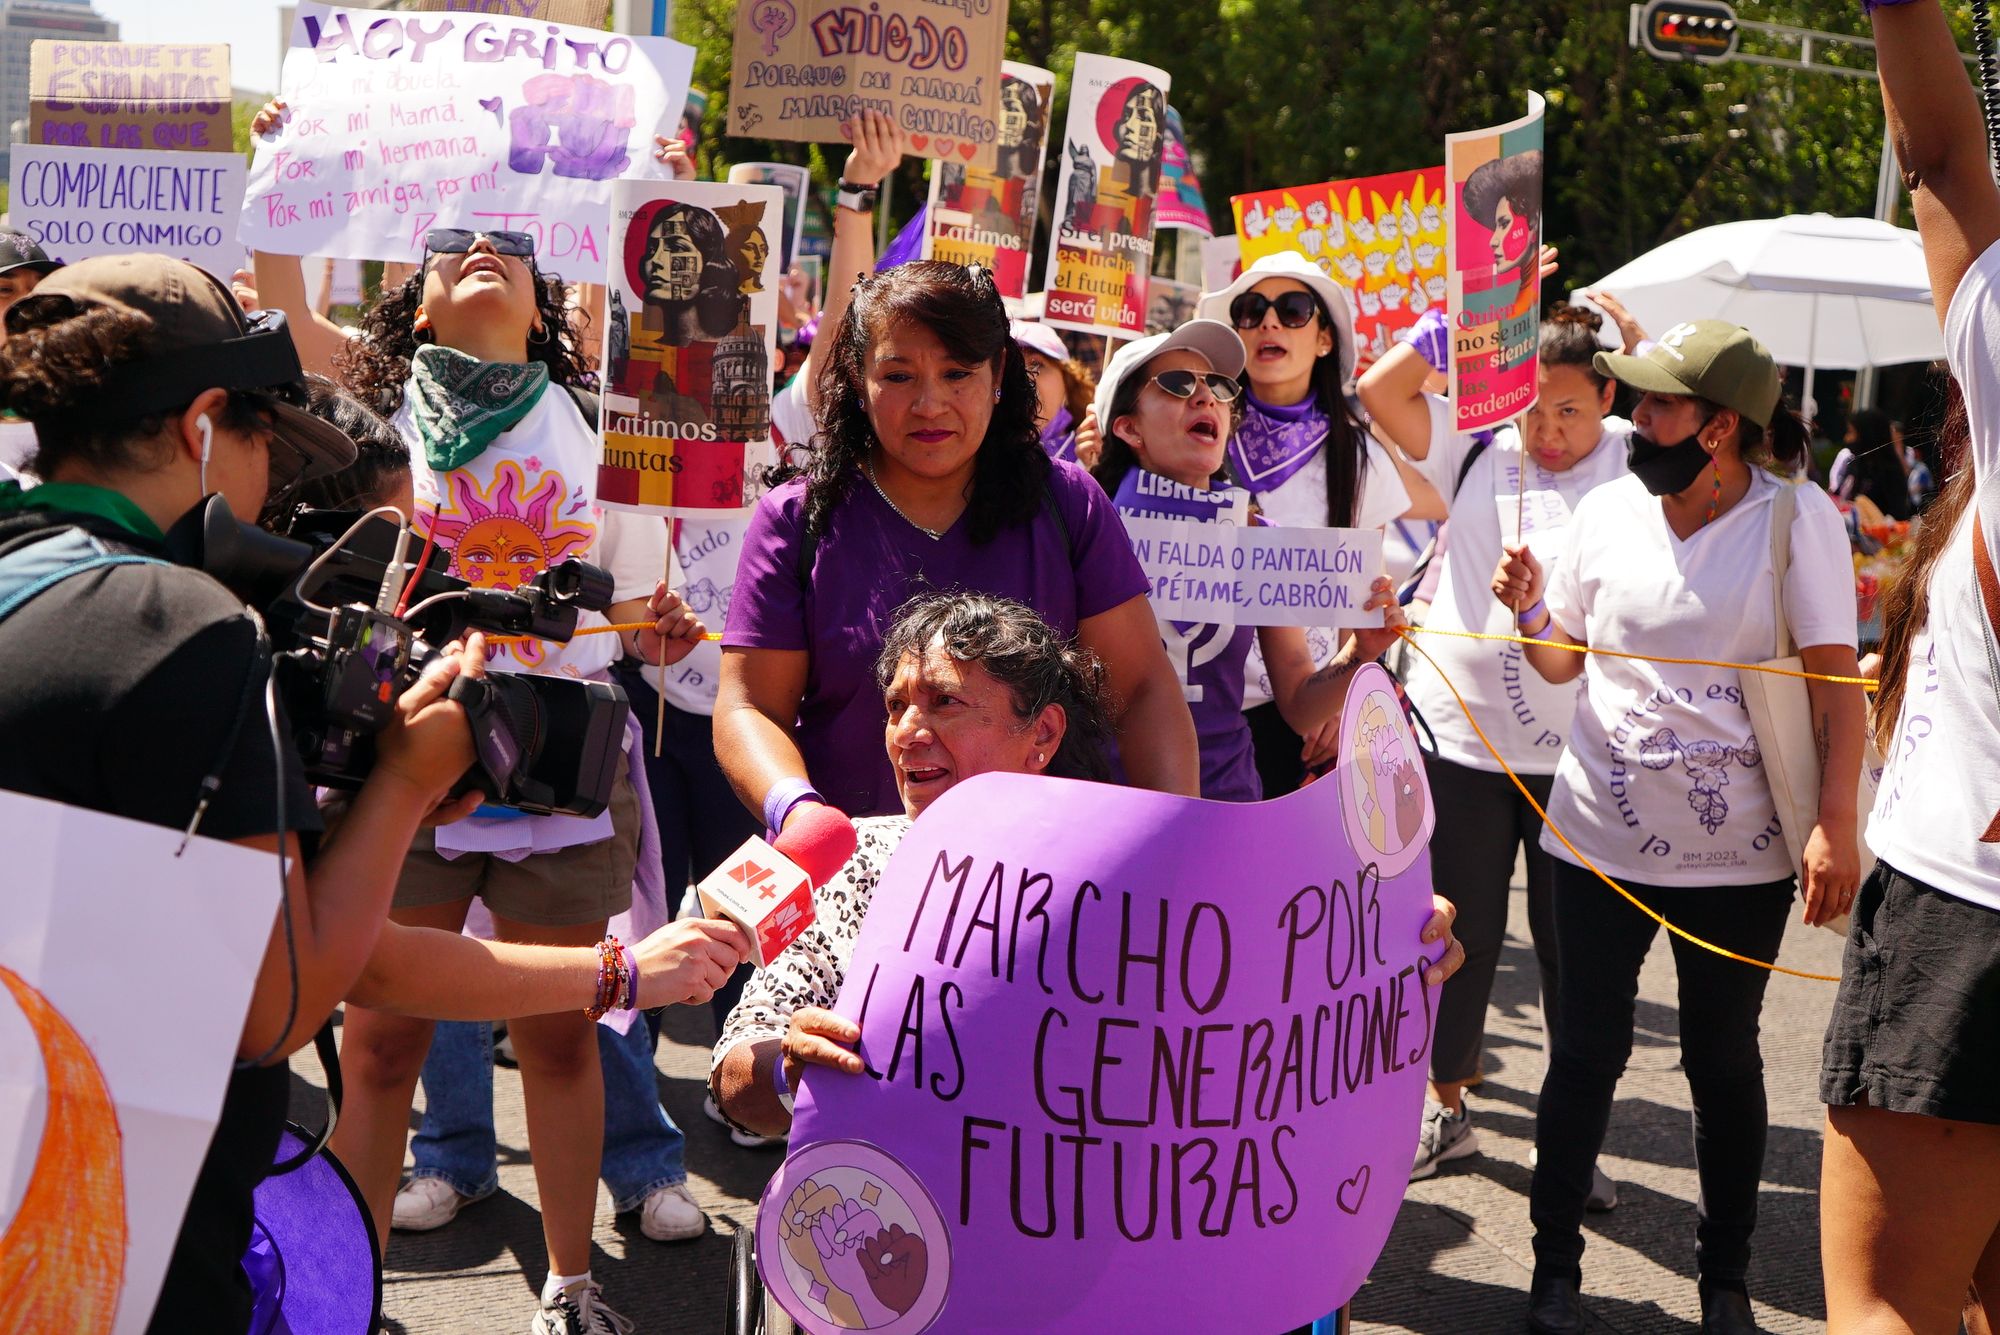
1739,481,1877,930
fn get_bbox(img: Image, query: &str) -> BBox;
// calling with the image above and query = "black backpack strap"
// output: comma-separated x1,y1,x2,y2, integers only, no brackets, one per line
562,384,602,428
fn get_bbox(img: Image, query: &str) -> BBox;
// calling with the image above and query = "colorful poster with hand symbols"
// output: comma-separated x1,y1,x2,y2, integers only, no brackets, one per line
728,0,1008,170
241,2,694,264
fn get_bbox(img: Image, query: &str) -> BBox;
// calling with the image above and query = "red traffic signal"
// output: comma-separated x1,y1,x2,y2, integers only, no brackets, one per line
1641,0,1740,63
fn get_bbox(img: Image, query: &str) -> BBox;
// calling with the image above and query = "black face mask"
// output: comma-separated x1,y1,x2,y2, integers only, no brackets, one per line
1626,421,1715,497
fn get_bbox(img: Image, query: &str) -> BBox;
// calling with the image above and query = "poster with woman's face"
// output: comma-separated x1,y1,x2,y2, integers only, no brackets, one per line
1041,53,1170,339
726,161,809,270
923,61,1054,301
599,177,782,516
1445,92,1546,432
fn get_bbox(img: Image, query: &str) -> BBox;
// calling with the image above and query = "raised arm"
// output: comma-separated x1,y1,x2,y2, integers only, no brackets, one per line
1357,338,1439,461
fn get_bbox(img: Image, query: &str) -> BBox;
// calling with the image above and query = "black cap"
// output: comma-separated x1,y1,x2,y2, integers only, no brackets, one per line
0,227,61,279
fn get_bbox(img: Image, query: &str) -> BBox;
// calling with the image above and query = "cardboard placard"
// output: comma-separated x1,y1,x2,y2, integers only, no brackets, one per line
922,60,1052,302
727,0,1008,170
756,681,1439,1332
29,42,232,154
403,0,612,27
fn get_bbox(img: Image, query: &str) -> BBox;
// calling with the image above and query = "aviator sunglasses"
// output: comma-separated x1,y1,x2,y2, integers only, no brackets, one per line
1228,289,1320,330
1146,368,1242,402
424,228,537,258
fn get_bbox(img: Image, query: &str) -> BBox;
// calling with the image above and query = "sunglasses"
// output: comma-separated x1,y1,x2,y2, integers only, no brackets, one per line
424,228,536,258
1146,368,1242,402
1228,289,1320,330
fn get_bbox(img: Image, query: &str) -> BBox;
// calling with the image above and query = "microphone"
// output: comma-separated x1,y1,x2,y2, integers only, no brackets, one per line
697,803,858,967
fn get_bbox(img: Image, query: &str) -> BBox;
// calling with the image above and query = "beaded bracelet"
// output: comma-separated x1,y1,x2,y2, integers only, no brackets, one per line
585,935,624,1020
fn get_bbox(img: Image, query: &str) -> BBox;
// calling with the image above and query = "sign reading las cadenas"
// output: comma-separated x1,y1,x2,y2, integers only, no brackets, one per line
240,3,693,264
758,666,1441,1334
728,0,1007,169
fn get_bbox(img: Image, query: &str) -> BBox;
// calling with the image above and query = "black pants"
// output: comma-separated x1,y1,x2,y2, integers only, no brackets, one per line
617,662,762,1032
1531,860,1794,1287
1426,757,1560,1084
1246,700,1306,797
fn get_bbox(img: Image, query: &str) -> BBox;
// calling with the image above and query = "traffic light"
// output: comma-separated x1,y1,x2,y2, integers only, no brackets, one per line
1641,0,1741,63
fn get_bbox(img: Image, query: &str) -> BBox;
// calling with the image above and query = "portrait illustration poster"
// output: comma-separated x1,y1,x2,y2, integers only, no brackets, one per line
0,791,281,1333
923,61,1054,302
1233,167,1449,372
1156,104,1212,235
756,663,1439,1333
1446,92,1546,432
1042,53,1170,339
727,161,809,270
599,177,781,516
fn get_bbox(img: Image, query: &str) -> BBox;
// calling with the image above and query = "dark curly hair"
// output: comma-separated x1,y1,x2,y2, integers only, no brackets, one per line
260,375,410,528
1462,150,1544,233
874,590,1112,782
0,297,282,478
334,262,593,419
777,260,1047,544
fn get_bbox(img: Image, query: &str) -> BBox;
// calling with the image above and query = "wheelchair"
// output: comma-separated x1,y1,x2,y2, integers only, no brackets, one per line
724,1222,1349,1335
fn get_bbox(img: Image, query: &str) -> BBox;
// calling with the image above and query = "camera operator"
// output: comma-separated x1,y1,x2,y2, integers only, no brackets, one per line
0,259,485,1329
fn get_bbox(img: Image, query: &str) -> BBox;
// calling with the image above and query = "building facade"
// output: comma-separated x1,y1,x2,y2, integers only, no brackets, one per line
1,0,116,177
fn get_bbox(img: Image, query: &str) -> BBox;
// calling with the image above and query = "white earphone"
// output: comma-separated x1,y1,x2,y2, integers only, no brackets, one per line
196,414,214,494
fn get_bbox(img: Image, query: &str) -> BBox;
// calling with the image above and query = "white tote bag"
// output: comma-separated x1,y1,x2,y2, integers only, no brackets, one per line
1739,481,1877,932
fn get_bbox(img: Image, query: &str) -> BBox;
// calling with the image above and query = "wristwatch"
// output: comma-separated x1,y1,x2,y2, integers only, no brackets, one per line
834,178,879,213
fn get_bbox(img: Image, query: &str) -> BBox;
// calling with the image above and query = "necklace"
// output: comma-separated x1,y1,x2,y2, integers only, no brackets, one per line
1703,460,1722,528
865,457,945,540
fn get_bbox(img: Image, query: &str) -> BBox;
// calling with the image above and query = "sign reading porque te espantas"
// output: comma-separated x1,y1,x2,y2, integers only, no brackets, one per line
240,3,693,264
758,684,1441,1332
29,42,233,154
11,144,245,281
1121,511,1386,628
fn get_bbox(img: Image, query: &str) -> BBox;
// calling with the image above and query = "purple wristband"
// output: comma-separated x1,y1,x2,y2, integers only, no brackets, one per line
1863,0,1921,12
620,943,639,1010
762,777,824,838
771,1052,792,1102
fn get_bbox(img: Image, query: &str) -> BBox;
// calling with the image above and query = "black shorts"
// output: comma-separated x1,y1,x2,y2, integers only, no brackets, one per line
1821,860,2000,1125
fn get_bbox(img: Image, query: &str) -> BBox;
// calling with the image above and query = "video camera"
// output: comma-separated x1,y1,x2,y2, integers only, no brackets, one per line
194,498,630,818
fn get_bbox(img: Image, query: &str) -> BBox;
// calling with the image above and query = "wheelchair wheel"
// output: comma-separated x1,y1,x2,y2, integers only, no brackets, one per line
725,1225,799,1335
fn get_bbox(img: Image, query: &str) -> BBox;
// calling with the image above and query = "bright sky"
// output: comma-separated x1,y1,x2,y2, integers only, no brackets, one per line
95,0,290,96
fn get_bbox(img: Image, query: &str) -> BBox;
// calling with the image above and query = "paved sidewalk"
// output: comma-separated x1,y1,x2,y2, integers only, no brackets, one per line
295,886,1846,1334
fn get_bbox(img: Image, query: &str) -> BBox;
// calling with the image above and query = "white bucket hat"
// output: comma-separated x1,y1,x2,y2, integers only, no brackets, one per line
1197,250,1358,392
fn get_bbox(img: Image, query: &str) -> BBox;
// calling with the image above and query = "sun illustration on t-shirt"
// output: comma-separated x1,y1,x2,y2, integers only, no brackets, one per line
423,462,596,667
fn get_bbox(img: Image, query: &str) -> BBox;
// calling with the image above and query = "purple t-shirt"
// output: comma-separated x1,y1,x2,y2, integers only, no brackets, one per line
725,459,1150,816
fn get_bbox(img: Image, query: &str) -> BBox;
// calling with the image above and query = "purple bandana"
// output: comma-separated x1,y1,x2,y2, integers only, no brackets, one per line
1227,391,1329,494
1040,405,1077,462
1110,466,1244,522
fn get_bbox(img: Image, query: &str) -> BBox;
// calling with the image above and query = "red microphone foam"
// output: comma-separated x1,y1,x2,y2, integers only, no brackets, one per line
773,803,858,889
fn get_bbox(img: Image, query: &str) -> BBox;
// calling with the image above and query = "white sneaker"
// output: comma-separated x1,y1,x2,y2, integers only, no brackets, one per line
531,1278,634,1335
391,1176,484,1232
637,1181,708,1242
703,1092,785,1150
1410,1099,1479,1180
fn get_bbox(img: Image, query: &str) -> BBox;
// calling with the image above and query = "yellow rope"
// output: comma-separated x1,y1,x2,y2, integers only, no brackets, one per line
487,622,726,647
1405,623,1877,690
1396,628,1841,984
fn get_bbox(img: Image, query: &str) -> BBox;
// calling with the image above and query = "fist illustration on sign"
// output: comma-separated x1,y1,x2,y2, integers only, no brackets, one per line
858,1223,929,1316
753,0,796,57
510,74,637,181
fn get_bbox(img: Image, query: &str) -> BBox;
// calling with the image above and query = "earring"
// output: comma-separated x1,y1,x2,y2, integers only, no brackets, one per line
528,324,551,347
1034,752,1045,766
994,388,1002,402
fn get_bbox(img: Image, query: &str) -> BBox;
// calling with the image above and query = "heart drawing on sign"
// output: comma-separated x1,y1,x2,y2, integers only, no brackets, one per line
1336,1163,1371,1216
932,138,958,160
956,141,977,160
478,96,504,127
906,133,930,152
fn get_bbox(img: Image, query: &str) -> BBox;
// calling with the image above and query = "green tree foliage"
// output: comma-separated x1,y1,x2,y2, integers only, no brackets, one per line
673,0,1980,282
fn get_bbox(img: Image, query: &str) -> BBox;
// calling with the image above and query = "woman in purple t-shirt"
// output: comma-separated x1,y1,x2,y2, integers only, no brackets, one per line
1090,319,1406,802
718,261,1197,823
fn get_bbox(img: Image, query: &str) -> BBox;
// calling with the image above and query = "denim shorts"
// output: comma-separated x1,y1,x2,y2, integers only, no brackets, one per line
1821,860,2000,1126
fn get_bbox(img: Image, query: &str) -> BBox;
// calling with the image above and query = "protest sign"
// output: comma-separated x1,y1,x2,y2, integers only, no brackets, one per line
0,790,280,1333
1121,509,1386,630
241,4,694,265
727,162,809,270
1157,104,1211,235
922,61,1052,302
1446,93,1546,432
1200,231,1240,294
1144,276,1198,334
600,177,782,515
28,42,232,154
757,674,1439,1333
678,85,709,154
727,0,1007,170
1232,167,1447,373
10,143,246,280
404,0,611,26
1042,53,1169,339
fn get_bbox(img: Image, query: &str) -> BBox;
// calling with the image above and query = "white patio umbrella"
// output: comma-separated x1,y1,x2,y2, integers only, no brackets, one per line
1573,214,1943,400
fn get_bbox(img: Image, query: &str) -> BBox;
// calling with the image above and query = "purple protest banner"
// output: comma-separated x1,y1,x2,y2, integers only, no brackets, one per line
757,664,1439,1334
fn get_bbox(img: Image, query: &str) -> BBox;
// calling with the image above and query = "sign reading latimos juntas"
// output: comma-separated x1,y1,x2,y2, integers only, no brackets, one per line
922,60,1052,301
727,0,1008,170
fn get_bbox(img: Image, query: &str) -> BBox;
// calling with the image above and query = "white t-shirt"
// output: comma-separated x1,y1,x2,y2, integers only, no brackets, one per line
770,375,815,453
1543,469,1856,886
1241,430,1412,708
1403,398,1631,775
1869,234,2000,912
0,420,37,485
396,383,667,680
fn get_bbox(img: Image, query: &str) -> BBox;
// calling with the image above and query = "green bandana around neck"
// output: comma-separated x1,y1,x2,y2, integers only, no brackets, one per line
0,479,164,540
408,343,551,473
